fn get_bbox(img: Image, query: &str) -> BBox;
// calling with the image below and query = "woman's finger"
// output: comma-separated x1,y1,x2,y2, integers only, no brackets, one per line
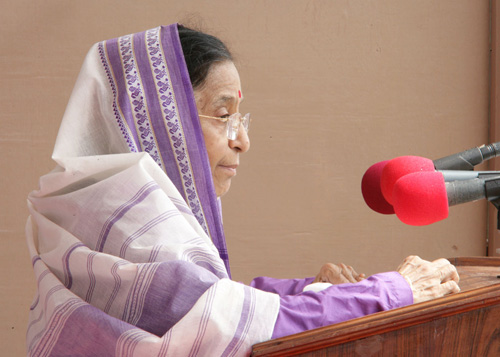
438,263,459,283
339,263,357,283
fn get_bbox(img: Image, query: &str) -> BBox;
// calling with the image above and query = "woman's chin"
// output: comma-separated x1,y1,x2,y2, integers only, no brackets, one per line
214,181,232,198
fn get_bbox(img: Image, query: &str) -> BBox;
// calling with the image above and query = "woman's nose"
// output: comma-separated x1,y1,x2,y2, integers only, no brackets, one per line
229,125,250,153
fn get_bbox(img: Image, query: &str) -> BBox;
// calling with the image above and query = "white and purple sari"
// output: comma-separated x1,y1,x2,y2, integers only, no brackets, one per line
26,24,279,356
26,24,412,356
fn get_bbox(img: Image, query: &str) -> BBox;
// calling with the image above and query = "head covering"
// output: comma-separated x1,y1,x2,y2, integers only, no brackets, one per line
53,23,230,273
26,24,279,356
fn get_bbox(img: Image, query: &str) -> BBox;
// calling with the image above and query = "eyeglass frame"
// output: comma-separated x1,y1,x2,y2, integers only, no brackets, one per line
198,112,251,140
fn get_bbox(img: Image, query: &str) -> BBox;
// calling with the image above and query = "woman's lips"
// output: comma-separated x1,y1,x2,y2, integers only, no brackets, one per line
219,164,238,176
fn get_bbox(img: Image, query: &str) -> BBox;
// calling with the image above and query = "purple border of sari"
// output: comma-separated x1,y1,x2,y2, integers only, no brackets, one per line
101,24,230,275
160,25,230,274
161,24,230,275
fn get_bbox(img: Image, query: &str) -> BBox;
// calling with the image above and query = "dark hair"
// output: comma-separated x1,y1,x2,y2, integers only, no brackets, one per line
178,25,233,90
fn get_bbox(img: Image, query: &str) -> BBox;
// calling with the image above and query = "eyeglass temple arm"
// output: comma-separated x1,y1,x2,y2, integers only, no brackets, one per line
198,114,229,122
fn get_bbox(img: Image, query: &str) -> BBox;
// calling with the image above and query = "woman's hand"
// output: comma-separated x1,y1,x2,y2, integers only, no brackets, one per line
397,255,460,304
313,262,366,285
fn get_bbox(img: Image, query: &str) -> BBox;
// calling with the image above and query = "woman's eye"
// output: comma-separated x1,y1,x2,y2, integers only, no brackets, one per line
219,114,230,119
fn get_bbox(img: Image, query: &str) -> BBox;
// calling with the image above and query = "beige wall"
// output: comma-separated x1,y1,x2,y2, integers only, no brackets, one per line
1,1,491,355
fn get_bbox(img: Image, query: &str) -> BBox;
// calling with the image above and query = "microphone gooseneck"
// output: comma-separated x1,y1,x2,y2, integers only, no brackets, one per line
433,141,500,171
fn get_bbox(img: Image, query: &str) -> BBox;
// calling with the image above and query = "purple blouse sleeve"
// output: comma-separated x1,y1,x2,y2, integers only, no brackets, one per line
250,276,316,296
271,271,413,339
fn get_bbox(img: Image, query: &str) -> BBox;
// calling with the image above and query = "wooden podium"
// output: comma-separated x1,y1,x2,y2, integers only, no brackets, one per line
251,257,500,356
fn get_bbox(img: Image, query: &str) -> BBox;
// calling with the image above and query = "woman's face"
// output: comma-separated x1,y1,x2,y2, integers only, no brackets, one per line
194,61,250,197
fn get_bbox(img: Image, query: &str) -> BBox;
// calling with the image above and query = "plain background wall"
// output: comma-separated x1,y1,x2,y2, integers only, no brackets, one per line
1,1,492,355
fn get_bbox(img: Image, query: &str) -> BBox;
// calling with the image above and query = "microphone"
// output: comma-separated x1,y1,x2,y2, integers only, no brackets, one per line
380,156,435,204
362,141,500,214
361,160,395,214
392,171,500,226
361,156,439,214
380,149,500,205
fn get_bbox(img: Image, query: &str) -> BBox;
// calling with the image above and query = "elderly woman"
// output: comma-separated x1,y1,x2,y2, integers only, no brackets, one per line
26,24,459,356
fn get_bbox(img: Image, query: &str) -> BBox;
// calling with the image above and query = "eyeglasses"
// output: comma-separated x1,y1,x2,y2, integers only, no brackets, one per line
199,113,251,140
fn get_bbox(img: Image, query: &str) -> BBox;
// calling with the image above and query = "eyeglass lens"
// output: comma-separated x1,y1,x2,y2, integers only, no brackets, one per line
227,113,250,140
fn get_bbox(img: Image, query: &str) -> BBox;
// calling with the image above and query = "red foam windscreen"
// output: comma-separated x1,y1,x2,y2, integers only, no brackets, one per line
380,156,435,204
361,160,395,214
392,171,449,226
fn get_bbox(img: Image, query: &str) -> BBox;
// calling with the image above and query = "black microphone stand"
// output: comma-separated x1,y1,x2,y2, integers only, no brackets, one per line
484,176,500,229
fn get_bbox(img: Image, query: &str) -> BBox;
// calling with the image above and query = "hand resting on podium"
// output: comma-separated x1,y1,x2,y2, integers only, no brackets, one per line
308,256,460,304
